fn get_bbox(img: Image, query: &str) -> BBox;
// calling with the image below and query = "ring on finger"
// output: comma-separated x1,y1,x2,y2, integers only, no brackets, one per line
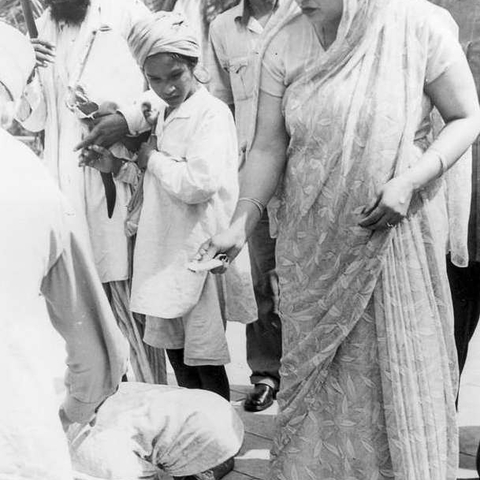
386,222,394,229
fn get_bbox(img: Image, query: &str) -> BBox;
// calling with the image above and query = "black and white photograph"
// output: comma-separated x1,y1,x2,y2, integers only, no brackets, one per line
1,0,480,479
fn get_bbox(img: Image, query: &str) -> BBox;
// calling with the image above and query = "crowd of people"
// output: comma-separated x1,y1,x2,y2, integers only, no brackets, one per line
2,0,480,479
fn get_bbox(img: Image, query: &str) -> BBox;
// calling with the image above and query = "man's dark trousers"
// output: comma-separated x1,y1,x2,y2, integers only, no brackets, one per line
247,211,282,391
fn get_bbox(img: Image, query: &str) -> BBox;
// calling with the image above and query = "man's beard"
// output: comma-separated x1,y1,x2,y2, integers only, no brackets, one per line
46,0,91,24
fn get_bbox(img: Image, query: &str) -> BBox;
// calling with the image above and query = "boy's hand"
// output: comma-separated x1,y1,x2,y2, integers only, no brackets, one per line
137,141,155,171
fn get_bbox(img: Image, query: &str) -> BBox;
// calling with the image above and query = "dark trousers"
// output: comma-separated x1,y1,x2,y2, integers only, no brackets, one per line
166,349,230,401
446,256,480,375
246,211,282,390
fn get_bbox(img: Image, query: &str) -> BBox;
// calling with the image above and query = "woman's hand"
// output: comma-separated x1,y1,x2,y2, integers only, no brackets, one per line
137,141,155,171
195,228,247,274
79,145,123,175
359,176,415,230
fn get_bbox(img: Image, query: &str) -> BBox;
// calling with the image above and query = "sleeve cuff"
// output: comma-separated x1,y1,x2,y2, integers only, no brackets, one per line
16,76,42,122
117,103,150,136
117,90,165,136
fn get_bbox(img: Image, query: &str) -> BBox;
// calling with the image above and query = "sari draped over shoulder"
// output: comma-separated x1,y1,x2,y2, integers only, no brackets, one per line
248,1,462,478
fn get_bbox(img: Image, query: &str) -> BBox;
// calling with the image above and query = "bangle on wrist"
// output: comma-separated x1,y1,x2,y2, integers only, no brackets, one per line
238,197,265,217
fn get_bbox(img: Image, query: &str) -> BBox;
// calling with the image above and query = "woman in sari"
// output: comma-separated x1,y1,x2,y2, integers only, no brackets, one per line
197,0,480,478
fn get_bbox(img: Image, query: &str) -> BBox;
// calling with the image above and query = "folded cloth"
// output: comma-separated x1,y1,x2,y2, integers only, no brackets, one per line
68,382,244,480
127,12,201,68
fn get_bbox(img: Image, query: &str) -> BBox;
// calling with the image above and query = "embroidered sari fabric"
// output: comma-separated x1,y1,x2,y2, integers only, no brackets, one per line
246,0,466,478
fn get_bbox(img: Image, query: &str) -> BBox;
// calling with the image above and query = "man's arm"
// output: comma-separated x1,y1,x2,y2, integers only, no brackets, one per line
40,212,128,425
74,91,160,152
16,13,54,132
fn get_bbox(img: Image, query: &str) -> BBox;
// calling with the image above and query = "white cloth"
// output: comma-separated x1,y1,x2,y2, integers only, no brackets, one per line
68,382,244,479
18,0,150,283
0,22,35,101
144,274,231,366
130,86,239,318
0,129,127,480
128,12,200,68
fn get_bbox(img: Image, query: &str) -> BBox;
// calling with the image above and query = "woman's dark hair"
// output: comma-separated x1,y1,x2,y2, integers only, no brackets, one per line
169,53,209,84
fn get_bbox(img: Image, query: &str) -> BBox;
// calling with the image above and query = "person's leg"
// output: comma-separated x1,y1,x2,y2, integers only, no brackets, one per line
133,312,168,384
106,281,168,384
446,257,480,374
182,274,231,400
166,348,203,390
196,364,230,401
245,211,282,410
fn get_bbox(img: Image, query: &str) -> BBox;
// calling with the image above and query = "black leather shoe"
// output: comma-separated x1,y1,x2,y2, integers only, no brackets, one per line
244,384,276,412
176,457,234,480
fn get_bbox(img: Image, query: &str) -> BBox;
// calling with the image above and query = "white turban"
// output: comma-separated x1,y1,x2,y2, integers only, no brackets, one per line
128,12,200,68
0,22,35,101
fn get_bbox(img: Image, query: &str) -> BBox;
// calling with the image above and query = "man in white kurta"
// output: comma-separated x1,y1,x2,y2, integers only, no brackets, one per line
0,22,128,480
17,0,166,384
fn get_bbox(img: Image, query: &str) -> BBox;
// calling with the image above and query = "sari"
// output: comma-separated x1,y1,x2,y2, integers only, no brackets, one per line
248,0,464,478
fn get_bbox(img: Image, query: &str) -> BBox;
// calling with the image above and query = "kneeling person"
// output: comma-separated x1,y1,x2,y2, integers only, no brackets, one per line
67,382,244,479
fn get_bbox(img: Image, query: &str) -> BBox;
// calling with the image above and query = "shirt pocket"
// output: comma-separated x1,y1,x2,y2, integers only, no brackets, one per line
227,55,253,102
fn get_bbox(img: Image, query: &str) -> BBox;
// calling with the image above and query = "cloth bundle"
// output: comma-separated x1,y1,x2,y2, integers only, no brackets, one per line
68,382,244,480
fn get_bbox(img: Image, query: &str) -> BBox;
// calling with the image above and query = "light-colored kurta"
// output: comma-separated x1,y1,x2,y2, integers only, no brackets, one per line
130,86,239,319
18,0,150,283
0,129,127,480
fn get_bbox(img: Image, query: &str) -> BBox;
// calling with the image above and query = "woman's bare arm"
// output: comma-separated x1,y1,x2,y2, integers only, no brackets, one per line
197,89,289,262
360,56,480,230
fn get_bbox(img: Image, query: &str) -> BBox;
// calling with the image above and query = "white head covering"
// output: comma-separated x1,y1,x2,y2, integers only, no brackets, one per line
0,22,35,101
128,12,200,68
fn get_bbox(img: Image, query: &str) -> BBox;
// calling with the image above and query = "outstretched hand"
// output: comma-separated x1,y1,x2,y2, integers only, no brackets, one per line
358,176,414,230
74,111,129,151
195,229,246,274
79,144,123,175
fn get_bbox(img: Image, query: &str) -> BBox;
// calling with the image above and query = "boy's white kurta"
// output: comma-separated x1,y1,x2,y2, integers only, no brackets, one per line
130,87,239,318
0,129,127,480
18,0,149,283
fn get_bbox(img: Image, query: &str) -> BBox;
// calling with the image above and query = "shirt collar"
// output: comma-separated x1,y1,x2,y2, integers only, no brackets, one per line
235,0,278,28
164,85,208,121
